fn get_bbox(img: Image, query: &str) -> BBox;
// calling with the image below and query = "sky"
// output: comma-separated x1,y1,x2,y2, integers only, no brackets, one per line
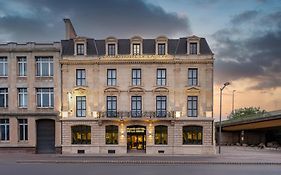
0,0,280,120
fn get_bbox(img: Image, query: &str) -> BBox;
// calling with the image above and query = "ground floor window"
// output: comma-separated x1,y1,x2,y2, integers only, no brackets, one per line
105,125,118,144
18,119,28,141
71,125,91,144
154,125,168,145
183,125,202,145
0,119,9,141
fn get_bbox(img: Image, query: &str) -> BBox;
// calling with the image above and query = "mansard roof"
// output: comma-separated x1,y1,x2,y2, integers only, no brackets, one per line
61,37,212,56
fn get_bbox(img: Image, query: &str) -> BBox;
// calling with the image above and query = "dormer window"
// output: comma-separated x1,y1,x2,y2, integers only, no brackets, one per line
155,36,168,55
108,44,116,56
133,43,140,55
130,36,143,55
158,43,166,55
76,43,85,55
106,37,118,56
189,43,197,55
187,35,200,55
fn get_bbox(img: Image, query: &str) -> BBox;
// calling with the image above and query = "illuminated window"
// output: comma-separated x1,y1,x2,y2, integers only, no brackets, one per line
105,125,118,144
71,125,91,144
133,43,140,55
182,126,202,145
155,125,168,145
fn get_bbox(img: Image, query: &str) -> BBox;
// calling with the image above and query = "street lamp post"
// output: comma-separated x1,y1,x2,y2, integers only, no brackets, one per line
232,90,236,114
219,82,230,154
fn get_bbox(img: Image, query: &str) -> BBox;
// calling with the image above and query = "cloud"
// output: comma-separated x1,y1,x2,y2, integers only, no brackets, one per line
230,10,259,25
0,0,190,42
213,10,281,90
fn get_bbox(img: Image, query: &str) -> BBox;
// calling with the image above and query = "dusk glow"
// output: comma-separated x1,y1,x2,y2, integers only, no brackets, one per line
0,0,280,120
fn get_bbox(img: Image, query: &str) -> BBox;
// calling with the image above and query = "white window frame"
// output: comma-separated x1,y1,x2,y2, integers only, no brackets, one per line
17,57,27,77
18,119,28,141
0,57,8,77
0,119,9,141
18,88,28,108
107,43,117,56
0,88,8,108
36,88,54,108
35,57,53,77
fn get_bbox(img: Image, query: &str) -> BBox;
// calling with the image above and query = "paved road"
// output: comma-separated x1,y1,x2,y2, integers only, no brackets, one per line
0,163,280,175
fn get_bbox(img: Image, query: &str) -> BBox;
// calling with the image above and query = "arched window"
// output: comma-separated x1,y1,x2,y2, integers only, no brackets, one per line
105,125,118,144
155,125,168,145
183,126,202,145
71,125,91,144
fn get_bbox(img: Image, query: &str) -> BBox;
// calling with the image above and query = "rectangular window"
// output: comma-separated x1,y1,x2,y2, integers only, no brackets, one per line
108,44,116,56
158,43,166,55
18,119,28,141
17,57,27,77
132,43,140,55
156,96,167,117
131,96,142,117
189,43,198,54
157,69,166,86
18,88,28,108
36,88,54,108
188,68,198,86
132,69,141,86
35,57,53,77
188,96,198,117
76,43,85,55
76,96,86,117
0,57,8,76
107,69,116,86
0,119,9,141
76,69,86,86
0,88,8,108
107,96,117,117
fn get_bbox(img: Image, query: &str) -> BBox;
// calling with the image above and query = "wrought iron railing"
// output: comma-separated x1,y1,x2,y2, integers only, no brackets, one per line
97,111,175,119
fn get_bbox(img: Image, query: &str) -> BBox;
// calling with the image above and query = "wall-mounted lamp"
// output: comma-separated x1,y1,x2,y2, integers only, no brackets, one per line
92,111,98,118
176,111,181,118
149,131,152,137
121,131,124,137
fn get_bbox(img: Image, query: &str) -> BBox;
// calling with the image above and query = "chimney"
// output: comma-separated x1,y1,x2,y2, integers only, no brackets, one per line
63,18,77,40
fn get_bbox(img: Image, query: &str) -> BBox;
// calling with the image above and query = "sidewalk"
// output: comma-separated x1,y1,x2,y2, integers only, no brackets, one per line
1,146,281,165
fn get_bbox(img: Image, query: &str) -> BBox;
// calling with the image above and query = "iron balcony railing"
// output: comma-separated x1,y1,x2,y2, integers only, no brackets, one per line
97,111,175,119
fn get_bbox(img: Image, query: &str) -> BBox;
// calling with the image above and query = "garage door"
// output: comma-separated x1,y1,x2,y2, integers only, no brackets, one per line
36,119,55,154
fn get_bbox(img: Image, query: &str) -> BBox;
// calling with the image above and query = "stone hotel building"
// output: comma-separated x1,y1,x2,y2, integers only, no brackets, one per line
0,19,215,154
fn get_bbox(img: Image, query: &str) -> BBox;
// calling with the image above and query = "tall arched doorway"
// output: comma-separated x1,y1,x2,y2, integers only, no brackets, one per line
127,125,146,152
36,119,55,153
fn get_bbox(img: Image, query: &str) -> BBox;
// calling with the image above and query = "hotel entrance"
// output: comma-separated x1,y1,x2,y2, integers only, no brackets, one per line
127,125,146,151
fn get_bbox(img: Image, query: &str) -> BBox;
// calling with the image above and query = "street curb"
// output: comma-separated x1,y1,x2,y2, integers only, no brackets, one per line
16,160,281,165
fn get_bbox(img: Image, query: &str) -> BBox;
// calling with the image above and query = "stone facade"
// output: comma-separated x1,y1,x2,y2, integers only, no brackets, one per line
0,42,61,153
0,19,215,155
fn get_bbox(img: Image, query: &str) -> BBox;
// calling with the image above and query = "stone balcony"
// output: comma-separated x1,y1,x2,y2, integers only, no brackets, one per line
97,111,175,120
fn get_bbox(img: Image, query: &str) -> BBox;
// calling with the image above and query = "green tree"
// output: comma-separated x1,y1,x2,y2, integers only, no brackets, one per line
228,107,266,120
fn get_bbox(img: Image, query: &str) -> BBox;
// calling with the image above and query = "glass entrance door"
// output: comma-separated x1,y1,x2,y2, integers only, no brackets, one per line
127,125,146,151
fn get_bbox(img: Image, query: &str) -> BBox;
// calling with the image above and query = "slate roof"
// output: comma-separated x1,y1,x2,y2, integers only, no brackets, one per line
61,37,213,56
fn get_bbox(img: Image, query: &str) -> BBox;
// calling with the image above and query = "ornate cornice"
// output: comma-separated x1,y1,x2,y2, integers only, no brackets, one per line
60,58,214,65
